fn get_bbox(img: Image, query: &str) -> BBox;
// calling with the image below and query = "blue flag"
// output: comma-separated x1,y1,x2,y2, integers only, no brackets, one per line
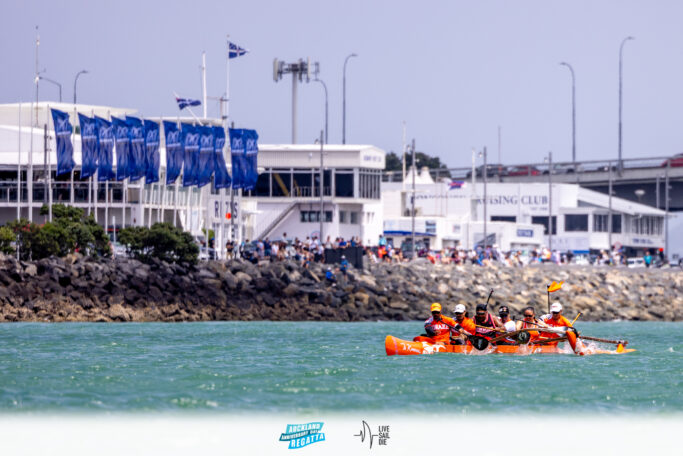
125,116,145,182
244,129,259,191
229,128,246,189
197,126,215,188
51,109,75,176
95,116,115,181
212,126,231,189
78,113,98,179
176,97,201,110
112,116,130,181
143,120,160,184
182,123,200,187
163,121,183,185
228,41,248,59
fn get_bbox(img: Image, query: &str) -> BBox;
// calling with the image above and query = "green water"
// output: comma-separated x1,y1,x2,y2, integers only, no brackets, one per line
0,322,681,414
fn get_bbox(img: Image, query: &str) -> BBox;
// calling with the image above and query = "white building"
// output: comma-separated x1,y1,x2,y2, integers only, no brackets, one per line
383,169,666,255
205,144,385,245
0,102,386,248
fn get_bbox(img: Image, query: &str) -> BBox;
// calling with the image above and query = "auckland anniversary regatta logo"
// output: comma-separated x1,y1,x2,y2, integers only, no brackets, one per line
279,422,325,449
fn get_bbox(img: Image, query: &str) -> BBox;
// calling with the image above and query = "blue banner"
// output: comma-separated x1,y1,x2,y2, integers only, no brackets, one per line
229,128,246,189
126,116,145,182
244,129,259,191
112,116,130,181
197,126,215,188
78,113,98,179
182,123,200,187
95,116,115,181
143,120,160,184
163,121,183,185
212,126,231,189
51,109,75,176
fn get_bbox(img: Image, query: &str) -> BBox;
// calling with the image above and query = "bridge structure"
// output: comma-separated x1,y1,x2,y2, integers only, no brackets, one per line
383,156,683,212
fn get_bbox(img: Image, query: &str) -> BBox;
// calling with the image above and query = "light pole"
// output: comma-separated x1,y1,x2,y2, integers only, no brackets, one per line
411,138,416,259
73,70,88,104
39,76,62,102
618,36,635,175
342,53,357,144
559,62,576,166
544,152,553,251
319,130,324,243
482,147,488,249
314,78,328,143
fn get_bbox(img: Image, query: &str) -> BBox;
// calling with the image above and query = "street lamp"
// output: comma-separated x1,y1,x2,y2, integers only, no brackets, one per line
559,62,576,166
618,36,635,174
314,77,328,143
39,75,62,102
342,53,357,144
544,152,553,251
73,69,88,104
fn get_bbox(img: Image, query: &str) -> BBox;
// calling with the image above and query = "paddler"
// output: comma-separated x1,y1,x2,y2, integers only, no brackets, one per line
516,306,548,342
419,303,458,344
449,304,476,345
539,303,581,351
495,305,517,345
473,303,505,339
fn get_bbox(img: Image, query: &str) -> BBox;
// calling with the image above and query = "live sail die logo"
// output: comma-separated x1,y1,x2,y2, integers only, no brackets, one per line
354,420,390,449
279,422,325,449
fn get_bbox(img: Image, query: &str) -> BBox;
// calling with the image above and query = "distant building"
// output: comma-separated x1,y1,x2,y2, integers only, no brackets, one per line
383,170,666,255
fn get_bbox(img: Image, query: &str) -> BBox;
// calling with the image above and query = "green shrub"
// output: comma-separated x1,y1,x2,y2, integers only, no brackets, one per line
118,222,198,264
0,226,15,254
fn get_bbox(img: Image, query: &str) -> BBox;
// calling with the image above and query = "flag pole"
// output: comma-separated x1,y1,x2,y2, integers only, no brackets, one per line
92,109,98,222
202,52,208,119
158,115,164,225
17,102,22,221
47,104,52,221
70,106,76,211
221,36,231,259
105,110,110,237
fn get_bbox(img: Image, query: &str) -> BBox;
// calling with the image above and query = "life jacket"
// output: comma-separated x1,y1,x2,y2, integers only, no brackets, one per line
474,313,497,338
539,314,572,344
520,319,540,341
424,315,457,342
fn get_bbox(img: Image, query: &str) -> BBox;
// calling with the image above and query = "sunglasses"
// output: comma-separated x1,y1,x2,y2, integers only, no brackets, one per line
524,314,534,318
499,313,509,317
552,311,560,314
432,311,441,314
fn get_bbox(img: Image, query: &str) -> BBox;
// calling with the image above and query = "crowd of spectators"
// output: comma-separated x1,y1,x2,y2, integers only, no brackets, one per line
216,233,670,269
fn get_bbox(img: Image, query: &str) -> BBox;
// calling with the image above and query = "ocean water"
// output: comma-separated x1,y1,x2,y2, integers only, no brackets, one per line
0,321,680,414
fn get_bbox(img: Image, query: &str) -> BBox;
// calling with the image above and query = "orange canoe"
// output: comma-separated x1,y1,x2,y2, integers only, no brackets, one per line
385,335,636,356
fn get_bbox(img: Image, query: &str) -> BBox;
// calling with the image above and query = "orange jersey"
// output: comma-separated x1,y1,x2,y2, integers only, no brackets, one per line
424,315,457,342
519,319,540,341
452,317,476,337
540,314,572,343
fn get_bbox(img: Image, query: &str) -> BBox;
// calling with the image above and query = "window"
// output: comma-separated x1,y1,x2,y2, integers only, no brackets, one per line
339,211,347,223
350,212,359,224
325,211,333,222
594,214,608,232
531,216,557,235
300,211,333,223
491,216,516,223
611,214,622,233
565,214,588,232
425,221,436,234
335,171,354,197
255,172,270,197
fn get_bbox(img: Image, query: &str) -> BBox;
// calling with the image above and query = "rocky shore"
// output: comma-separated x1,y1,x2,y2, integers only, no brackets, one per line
0,253,680,322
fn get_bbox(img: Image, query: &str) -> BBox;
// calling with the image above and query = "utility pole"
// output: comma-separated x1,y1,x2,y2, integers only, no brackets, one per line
273,58,318,144
319,130,324,244
483,147,488,249
411,139,416,260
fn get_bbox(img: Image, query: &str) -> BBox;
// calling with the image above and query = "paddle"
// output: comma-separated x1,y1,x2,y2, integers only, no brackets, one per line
580,335,628,346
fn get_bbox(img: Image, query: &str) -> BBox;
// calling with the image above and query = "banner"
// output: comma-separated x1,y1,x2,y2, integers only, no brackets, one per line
78,113,98,179
212,126,231,189
112,116,130,181
125,116,145,182
181,123,200,187
244,129,259,191
163,121,183,185
197,126,215,188
50,109,75,176
95,116,115,181
143,120,160,184
229,128,246,189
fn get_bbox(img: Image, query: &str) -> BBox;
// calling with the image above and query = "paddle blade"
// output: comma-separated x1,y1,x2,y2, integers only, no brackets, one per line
548,281,564,293
471,336,489,351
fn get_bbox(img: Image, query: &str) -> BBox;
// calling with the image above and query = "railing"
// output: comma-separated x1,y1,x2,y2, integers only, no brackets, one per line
291,186,331,197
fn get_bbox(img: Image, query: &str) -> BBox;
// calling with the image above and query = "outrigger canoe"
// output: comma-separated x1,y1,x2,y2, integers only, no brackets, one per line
385,335,636,356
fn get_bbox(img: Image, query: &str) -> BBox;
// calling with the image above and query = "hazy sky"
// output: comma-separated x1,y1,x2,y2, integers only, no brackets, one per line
2,0,683,169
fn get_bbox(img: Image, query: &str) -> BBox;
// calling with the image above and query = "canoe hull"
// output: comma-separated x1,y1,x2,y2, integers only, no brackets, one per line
384,335,635,356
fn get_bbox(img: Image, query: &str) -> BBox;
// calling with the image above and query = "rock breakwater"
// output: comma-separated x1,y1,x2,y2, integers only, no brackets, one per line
0,254,680,322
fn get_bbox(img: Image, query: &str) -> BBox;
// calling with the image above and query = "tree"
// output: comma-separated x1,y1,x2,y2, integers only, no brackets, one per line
0,226,15,255
384,150,451,179
118,223,198,264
